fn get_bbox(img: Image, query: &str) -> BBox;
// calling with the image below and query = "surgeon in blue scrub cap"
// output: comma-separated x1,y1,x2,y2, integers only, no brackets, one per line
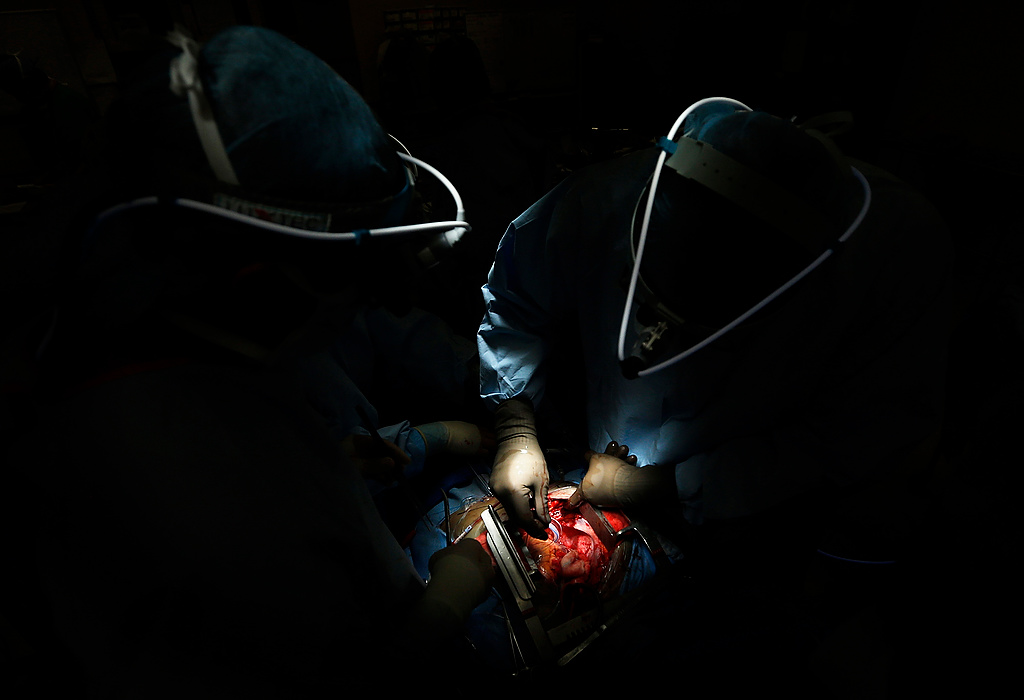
479,100,952,560
20,26,495,695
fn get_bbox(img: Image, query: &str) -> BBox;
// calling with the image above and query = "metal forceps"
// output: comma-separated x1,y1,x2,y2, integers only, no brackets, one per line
441,488,452,545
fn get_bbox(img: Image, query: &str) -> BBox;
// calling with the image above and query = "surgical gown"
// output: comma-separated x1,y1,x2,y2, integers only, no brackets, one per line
17,360,430,695
291,304,478,486
478,148,952,522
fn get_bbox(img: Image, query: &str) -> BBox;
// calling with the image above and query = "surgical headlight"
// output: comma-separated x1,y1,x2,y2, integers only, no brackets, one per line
617,97,872,380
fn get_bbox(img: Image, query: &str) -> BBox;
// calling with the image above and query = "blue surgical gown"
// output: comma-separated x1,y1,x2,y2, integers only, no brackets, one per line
291,304,477,484
478,148,952,521
18,361,428,694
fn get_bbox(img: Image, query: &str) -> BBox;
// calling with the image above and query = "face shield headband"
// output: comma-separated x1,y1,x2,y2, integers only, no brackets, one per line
91,151,468,236
617,97,872,379
90,153,470,255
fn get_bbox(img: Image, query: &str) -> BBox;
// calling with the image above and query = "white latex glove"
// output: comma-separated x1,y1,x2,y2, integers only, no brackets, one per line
568,441,675,509
489,397,550,538
421,538,495,619
412,421,496,457
401,538,495,648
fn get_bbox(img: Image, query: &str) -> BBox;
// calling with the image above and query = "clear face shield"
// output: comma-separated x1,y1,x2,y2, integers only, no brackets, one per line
617,98,873,380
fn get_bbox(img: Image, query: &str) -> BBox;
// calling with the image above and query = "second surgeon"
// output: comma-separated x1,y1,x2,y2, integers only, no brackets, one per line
479,98,952,562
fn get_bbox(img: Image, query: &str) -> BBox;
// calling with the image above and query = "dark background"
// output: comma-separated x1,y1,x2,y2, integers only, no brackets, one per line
2,1,1020,696
2,1,1022,333
2,1,1022,322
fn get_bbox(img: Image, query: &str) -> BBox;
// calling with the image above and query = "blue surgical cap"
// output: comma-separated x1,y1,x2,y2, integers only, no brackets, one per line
108,26,408,212
683,108,853,232
198,26,407,205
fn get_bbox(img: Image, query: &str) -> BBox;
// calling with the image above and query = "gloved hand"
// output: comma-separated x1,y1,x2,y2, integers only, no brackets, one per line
568,441,675,509
412,421,497,457
340,433,411,484
425,538,496,613
403,539,496,646
489,397,550,538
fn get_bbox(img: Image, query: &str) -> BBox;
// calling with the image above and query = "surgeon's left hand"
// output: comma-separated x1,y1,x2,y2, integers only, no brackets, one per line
401,538,496,650
568,441,674,509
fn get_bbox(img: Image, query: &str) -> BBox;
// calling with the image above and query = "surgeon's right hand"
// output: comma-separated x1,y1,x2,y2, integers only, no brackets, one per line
489,398,550,539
